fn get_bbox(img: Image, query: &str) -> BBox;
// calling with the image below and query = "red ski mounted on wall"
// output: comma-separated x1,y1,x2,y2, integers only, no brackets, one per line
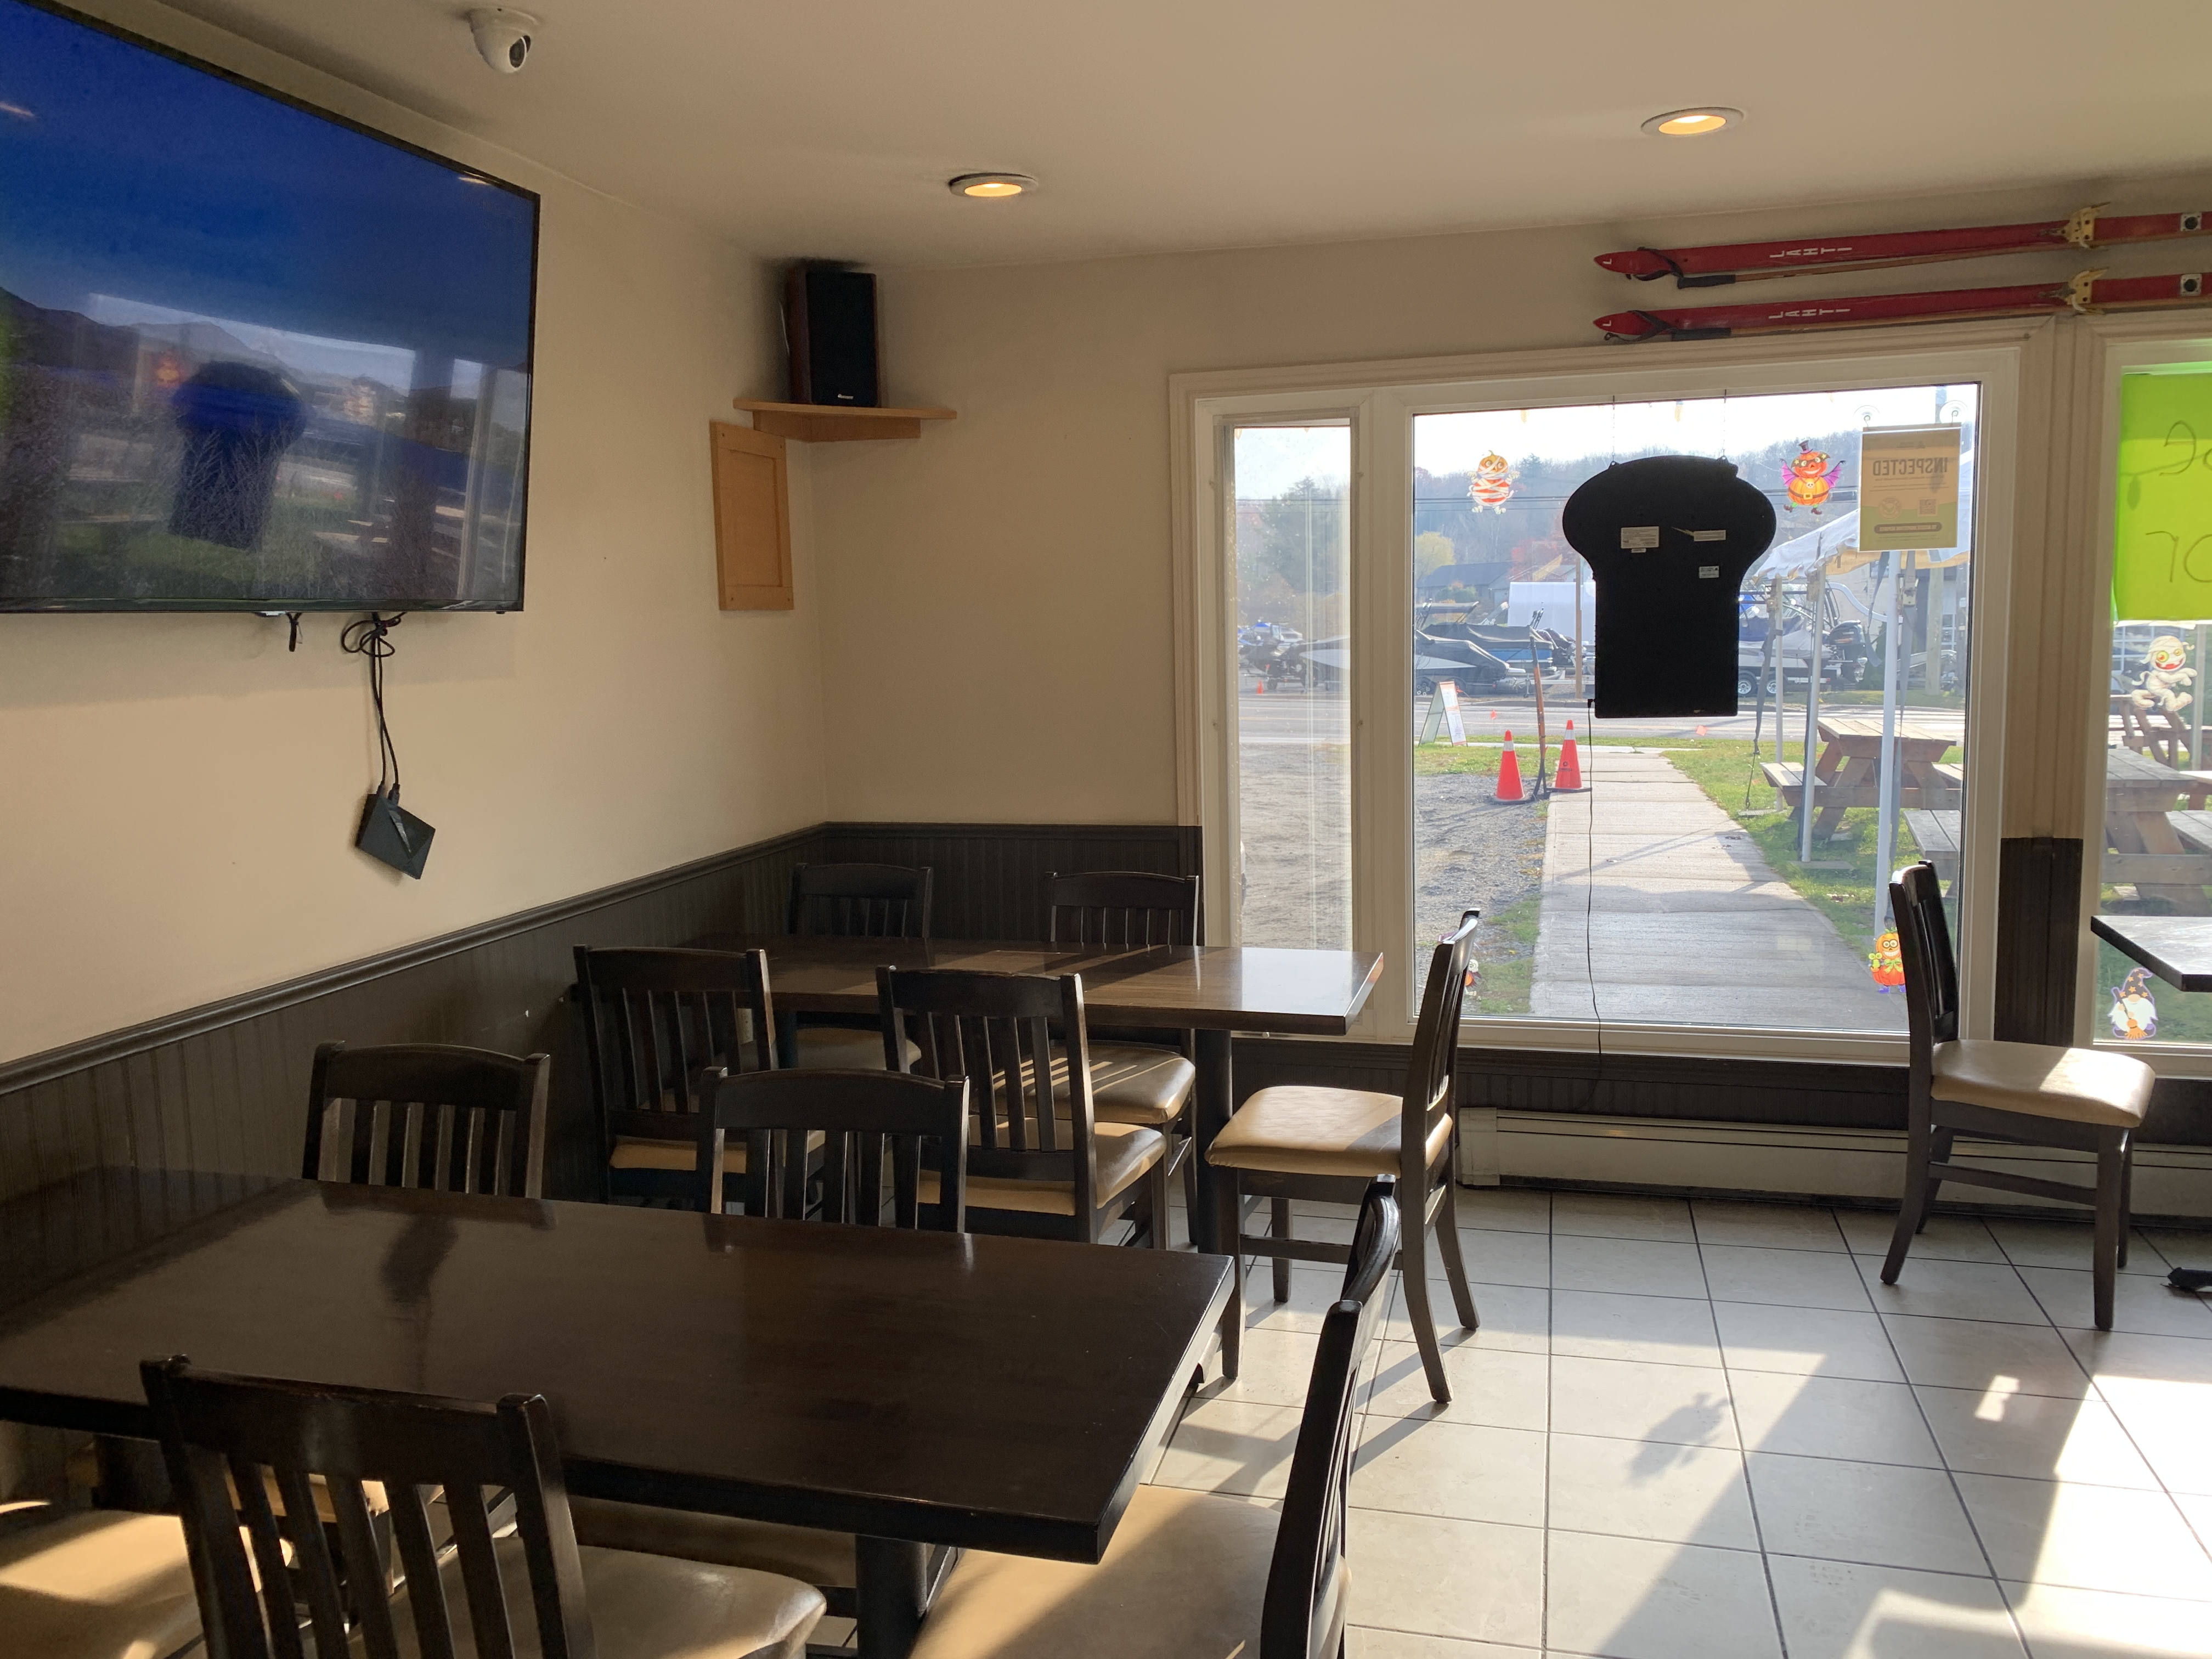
1598,269,2212,342
1597,205,2209,287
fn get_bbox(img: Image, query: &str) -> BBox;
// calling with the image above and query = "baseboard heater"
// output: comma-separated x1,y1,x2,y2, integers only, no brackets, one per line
1456,1107,2212,1224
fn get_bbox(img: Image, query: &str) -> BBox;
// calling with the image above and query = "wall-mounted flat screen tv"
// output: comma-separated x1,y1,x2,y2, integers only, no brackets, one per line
0,0,539,612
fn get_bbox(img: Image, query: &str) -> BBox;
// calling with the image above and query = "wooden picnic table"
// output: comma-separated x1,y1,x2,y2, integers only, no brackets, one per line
2103,747,2212,915
1762,714,1962,838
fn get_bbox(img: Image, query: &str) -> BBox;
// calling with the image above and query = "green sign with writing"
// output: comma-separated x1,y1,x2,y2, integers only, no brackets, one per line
2114,370,2212,622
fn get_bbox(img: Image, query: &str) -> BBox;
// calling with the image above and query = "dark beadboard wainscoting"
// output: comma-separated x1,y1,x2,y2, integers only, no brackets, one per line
0,823,1201,1204
8,827,2204,1217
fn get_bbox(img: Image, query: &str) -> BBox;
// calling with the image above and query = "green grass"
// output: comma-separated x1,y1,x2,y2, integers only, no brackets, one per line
1469,888,1541,1015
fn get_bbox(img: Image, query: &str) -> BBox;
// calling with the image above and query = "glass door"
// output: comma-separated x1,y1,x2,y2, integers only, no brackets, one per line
1228,424,1352,947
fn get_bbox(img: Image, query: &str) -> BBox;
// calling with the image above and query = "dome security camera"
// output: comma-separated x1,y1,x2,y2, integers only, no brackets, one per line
467,8,537,74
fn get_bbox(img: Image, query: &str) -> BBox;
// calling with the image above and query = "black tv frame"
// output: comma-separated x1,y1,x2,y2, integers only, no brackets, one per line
0,0,543,614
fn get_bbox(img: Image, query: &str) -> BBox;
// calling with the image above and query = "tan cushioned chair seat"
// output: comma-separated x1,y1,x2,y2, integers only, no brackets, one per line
378,1535,822,1659
1076,1042,1197,1127
792,1026,921,1070
907,1483,1278,1659
961,1045,1195,1127
611,1131,828,1175
568,1498,855,1589
611,1136,749,1174
1930,1039,2153,1128
0,1503,201,1659
227,1469,388,1525
918,1121,1166,1216
1205,1084,1452,1178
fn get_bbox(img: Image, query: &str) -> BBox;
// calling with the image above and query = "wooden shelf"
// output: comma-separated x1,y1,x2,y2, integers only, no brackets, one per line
733,399,957,443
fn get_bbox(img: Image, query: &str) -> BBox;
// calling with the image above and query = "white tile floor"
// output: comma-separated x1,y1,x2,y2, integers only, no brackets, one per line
1150,1189,2212,1659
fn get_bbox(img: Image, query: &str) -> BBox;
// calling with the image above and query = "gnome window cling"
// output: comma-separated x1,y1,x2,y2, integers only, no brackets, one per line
2109,967,2160,1040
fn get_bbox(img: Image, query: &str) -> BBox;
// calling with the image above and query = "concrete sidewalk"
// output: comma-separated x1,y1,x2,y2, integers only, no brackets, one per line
1531,749,1904,1030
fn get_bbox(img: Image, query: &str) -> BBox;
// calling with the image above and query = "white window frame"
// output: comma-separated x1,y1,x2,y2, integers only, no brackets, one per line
2074,316,2212,1073
1171,324,2038,1062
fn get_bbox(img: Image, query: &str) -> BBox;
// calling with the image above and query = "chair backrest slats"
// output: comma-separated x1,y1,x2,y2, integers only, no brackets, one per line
226,1449,306,1659
386,1483,456,1659
331,1475,401,1659
1398,912,1480,1188
1045,870,1200,949
877,966,1100,1225
144,1357,597,1659
1261,1180,1399,1659
1888,861,1959,1071
574,947,777,1149
278,1461,352,1656
445,1482,517,1659
698,1068,969,1229
305,1044,550,1200
788,862,934,940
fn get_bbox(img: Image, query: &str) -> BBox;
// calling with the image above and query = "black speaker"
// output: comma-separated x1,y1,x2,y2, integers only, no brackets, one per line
785,263,878,408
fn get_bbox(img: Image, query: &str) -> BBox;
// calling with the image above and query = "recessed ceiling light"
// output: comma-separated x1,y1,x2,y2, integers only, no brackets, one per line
1641,107,1742,138
947,172,1037,199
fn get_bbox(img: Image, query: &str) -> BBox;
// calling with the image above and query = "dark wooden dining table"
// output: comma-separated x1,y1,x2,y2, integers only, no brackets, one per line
690,933,1387,1252
2091,912,2212,992
0,1168,1231,1659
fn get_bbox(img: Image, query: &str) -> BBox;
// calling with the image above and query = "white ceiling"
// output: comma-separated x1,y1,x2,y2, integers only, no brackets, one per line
149,0,2212,268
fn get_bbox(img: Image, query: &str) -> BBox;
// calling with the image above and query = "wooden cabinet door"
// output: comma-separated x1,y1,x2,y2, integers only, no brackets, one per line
710,422,792,610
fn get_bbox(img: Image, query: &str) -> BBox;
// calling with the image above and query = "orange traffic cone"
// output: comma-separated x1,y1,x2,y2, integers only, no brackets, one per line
1494,730,1525,802
1255,679,1266,693
1555,719,1586,791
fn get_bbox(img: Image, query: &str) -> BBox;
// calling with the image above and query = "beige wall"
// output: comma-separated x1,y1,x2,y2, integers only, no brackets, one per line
815,172,2212,827
0,1,827,1063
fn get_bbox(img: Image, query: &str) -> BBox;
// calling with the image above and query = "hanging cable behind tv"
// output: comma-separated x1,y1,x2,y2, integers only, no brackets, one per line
342,613,435,878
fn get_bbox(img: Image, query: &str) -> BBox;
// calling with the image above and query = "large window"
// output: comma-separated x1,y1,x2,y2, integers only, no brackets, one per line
1410,387,1979,1034
1185,339,2018,1053
2090,354,2212,1047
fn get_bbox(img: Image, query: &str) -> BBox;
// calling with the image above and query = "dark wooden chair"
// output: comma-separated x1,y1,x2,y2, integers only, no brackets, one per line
573,945,777,1208
904,1179,1400,1659
570,1067,970,1638
1045,870,1200,951
142,1356,822,1659
0,1499,200,1659
1045,871,1203,1238
788,862,934,939
785,863,934,1071
1207,912,1482,1403
689,1066,970,1228
304,1042,550,1199
1883,861,2153,1330
878,966,1171,1246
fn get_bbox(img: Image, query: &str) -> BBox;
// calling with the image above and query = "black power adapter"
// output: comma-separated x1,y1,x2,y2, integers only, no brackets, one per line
341,613,436,878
